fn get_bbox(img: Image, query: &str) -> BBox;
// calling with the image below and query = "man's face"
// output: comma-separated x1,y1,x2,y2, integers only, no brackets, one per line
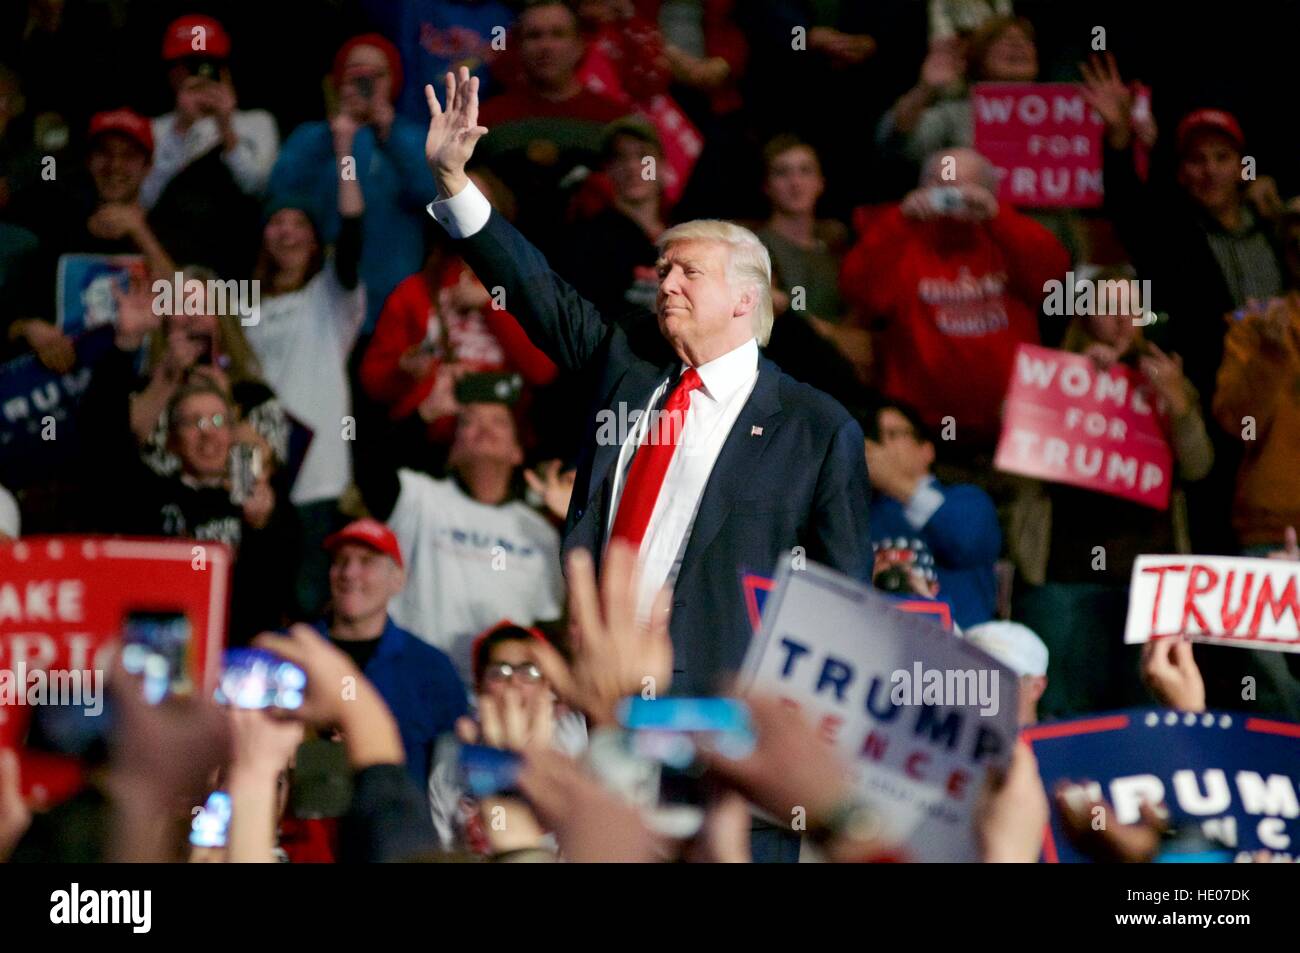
765,145,823,216
87,134,149,204
480,638,547,705
980,25,1037,81
877,408,934,480
518,5,584,90
1176,133,1242,215
656,240,749,357
607,135,659,204
449,403,524,470
329,543,404,623
170,392,232,479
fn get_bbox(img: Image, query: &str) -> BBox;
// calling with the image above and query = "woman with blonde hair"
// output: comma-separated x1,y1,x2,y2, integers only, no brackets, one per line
132,264,290,478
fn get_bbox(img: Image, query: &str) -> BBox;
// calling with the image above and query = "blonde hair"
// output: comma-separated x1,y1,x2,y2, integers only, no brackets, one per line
658,220,775,347
147,264,265,386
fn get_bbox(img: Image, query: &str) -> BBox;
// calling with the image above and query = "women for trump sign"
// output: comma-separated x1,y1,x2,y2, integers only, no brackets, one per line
994,344,1174,509
972,82,1104,208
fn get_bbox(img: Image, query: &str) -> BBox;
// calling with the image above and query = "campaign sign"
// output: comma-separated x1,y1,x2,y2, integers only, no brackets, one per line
1125,555,1300,653
0,326,116,488
737,561,1017,861
994,344,1174,509
742,571,952,633
55,254,148,336
1027,709,1300,862
0,536,231,806
972,82,1104,208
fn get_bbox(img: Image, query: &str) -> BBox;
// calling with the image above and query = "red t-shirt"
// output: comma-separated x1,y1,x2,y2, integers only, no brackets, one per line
842,206,1070,449
360,262,557,436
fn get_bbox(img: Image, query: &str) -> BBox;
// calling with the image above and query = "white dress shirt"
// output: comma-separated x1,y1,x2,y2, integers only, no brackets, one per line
609,340,759,615
428,180,761,614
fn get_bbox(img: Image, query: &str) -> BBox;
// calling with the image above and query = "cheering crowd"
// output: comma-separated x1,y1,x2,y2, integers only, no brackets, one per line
1,0,1298,863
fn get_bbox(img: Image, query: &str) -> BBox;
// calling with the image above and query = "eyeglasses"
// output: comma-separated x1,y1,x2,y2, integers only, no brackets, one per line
175,413,228,433
482,662,543,684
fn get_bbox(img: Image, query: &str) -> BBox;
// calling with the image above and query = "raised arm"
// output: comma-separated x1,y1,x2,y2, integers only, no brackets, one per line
422,69,609,371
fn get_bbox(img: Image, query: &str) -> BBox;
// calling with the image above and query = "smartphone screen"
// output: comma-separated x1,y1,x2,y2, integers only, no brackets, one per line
121,611,193,704
450,740,522,798
617,697,753,737
214,648,305,711
190,790,232,848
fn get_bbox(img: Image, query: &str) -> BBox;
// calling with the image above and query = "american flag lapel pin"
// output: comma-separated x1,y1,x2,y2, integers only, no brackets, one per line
751,425,763,437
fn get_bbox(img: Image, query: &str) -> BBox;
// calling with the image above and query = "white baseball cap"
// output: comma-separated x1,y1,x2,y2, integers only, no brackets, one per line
964,621,1048,677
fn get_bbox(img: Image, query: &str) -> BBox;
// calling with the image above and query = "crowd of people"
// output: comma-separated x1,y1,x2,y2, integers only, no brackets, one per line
0,0,1298,864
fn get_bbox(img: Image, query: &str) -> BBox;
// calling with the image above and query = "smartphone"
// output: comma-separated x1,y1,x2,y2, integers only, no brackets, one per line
228,443,261,506
290,738,353,819
214,647,305,711
448,740,523,798
120,610,193,704
455,371,523,406
617,698,755,837
352,75,375,100
617,697,755,763
190,790,232,848
930,185,966,214
181,57,221,82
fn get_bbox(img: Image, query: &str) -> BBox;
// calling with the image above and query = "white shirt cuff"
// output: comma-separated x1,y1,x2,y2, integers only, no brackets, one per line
425,179,491,239
902,481,945,530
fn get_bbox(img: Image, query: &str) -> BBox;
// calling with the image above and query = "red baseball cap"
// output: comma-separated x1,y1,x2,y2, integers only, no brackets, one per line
1176,108,1244,154
88,109,154,156
323,518,403,568
162,14,232,61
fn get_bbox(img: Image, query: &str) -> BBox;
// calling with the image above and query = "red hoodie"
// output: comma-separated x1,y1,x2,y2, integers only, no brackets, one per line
360,260,557,437
841,205,1069,449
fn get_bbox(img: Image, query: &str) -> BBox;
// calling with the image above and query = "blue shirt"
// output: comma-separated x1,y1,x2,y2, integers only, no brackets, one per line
268,117,437,331
870,476,1001,630
313,616,468,785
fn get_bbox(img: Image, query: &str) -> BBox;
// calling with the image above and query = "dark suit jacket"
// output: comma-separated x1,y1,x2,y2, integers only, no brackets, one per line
454,211,872,693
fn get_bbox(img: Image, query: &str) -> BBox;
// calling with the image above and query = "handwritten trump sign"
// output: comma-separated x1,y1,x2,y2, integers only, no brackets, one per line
1124,555,1300,653
994,344,1174,509
737,561,1017,861
1027,709,1300,862
972,82,1104,208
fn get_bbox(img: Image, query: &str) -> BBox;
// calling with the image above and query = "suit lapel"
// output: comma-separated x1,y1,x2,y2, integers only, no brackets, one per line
677,357,784,577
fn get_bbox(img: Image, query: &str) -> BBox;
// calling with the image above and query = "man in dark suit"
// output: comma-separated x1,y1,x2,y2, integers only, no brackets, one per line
420,68,871,697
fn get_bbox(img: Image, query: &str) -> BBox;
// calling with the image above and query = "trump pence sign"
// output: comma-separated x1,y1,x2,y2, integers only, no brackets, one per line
737,561,1017,862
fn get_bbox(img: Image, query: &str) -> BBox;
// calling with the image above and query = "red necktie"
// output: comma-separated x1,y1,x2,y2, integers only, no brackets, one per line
609,368,703,547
